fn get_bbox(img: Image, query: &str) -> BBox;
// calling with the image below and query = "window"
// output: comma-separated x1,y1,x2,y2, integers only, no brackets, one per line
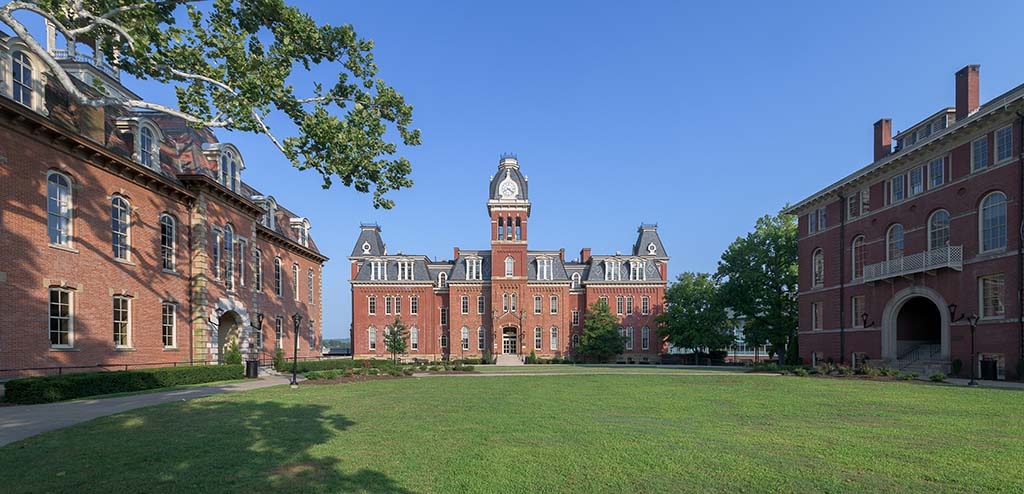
371,260,388,281
478,327,485,350
162,302,176,348
851,236,865,280
510,293,517,312
550,327,558,350
808,209,818,234
292,264,299,300
571,310,580,326
462,295,470,315
847,194,859,219
139,125,156,168
980,274,1005,318
275,317,283,348
996,126,1013,163
811,302,823,330
394,295,402,314
410,327,419,351
981,192,1007,252
397,260,414,280
368,296,377,315
534,295,542,314
49,288,73,347
851,296,865,328
254,249,263,291
909,167,924,197
308,269,314,304
47,172,73,246
641,327,650,350
113,296,131,348
571,272,581,289
625,327,633,350
385,296,392,315
368,327,377,351
220,150,239,192
502,293,509,312
437,272,447,288
111,196,130,260
537,258,553,280
972,137,989,171
477,295,485,314
641,296,650,315
600,296,608,306
605,260,622,281
498,217,504,240
625,297,632,315
12,51,32,107
616,296,624,315
274,258,282,296
308,323,315,349
629,261,645,281
467,257,482,280
812,249,824,288
572,334,580,348
440,332,449,349
887,224,904,260
534,327,542,350
550,295,559,314
890,175,905,203
461,327,470,350
816,207,826,231
860,188,870,214
411,295,419,315
928,210,950,251
440,307,448,326
929,157,944,188
505,256,515,277
236,239,246,287
223,225,234,290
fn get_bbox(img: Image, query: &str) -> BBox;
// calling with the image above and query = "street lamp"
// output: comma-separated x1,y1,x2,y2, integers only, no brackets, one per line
949,304,980,386
247,312,264,378
290,312,303,387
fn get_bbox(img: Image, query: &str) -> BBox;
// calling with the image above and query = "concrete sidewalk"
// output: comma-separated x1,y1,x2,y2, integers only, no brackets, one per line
0,375,295,447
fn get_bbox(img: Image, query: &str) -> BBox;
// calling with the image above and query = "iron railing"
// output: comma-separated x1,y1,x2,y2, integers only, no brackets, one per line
51,49,119,78
862,245,963,282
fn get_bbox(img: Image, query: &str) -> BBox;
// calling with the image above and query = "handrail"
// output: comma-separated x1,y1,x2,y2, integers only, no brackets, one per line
863,245,963,282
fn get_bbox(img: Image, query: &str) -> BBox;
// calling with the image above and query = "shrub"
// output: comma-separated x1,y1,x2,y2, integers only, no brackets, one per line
428,365,440,371
526,351,537,364
930,373,947,383
951,359,963,376
223,342,243,365
461,365,475,372
305,369,343,380
877,366,899,377
899,372,918,381
402,367,415,376
275,359,398,374
837,366,854,377
272,348,286,371
791,367,809,377
4,365,244,404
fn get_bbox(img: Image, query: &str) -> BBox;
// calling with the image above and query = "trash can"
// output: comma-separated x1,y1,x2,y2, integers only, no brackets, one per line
245,359,260,378
980,359,998,381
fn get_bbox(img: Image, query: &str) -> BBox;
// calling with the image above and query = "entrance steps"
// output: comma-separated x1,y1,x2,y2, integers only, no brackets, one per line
495,354,524,366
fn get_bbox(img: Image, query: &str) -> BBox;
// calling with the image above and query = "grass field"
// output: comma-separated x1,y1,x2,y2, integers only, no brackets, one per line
1,373,1022,494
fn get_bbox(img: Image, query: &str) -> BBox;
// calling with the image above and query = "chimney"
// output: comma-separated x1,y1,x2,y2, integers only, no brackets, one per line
559,248,565,262
873,118,892,162
955,65,980,121
580,248,591,263
453,247,460,259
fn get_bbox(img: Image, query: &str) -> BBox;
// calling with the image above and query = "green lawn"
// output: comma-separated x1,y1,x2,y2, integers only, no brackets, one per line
465,364,747,374
1,374,1022,493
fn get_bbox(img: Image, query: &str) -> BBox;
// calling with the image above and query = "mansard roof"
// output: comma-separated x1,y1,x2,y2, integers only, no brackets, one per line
632,224,668,258
586,256,663,282
350,223,386,257
352,257,433,282
448,252,491,281
526,253,570,281
488,155,529,202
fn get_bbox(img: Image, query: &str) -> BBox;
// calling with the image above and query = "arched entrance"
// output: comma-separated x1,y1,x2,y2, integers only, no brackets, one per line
501,327,518,355
881,286,950,361
217,310,242,363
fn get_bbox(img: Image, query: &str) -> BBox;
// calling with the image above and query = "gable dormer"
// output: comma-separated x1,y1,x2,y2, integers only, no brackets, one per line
115,115,164,170
201,143,245,193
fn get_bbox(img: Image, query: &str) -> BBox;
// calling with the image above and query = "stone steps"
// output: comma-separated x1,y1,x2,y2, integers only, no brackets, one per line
494,354,524,366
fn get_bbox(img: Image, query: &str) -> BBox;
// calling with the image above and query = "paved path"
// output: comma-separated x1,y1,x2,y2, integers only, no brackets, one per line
0,375,295,447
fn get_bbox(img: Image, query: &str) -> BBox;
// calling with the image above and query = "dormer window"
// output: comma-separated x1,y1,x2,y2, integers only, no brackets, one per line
397,260,415,281
139,125,155,167
12,51,32,107
571,272,581,289
629,260,646,281
467,257,482,280
220,150,240,192
370,260,387,281
537,258,553,280
260,197,277,230
290,218,311,247
438,272,448,288
604,260,622,281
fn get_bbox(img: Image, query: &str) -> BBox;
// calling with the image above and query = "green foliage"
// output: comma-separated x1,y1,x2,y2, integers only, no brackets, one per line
273,348,286,371
930,373,947,383
224,341,242,365
526,351,538,364
899,372,918,381
23,0,421,209
384,317,409,363
657,272,734,354
321,339,350,350
305,369,344,380
275,359,397,373
577,299,625,362
951,359,963,376
877,367,900,377
791,367,809,377
717,210,798,364
4,365,244,404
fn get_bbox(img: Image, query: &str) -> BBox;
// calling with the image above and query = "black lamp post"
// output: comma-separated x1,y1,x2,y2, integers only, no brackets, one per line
949,304,980,386
247,312,264,378
290,312,303,387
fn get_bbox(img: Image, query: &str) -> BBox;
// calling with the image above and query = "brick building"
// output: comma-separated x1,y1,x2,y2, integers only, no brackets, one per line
785,65,1023,379
0,33,326,374
349,155,669,362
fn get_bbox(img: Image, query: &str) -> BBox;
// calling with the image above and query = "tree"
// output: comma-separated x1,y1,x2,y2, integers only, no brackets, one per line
0,0,421,209
716,210,799,364
383,317,408,363
657,272,734,361
576,299,624,363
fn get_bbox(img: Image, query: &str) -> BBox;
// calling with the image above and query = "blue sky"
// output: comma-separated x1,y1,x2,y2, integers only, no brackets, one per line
37,1,1024,338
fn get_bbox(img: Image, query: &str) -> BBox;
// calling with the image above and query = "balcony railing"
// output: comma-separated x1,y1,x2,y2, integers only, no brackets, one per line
51,49,119,79
862,245,963,282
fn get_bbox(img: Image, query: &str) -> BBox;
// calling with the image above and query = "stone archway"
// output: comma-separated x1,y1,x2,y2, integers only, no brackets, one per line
881,286,950,361
217,310,243,363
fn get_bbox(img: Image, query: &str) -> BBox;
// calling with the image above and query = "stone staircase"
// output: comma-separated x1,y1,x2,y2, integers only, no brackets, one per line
893,343,949,376
494,354,524,366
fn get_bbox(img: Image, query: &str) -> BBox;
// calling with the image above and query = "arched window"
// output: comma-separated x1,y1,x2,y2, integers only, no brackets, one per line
887,224,904,260
641,326,650,350
505,256,514,277
497,217,504,240
571,272,581,289
851,236,865,280
46,171,72,246
223,225,234,290
160,214,175,271
478,327,485,350
980,192,1007,252
515,217,522,240
572,334,580,348
292,264,299,300
254,248,263,291
502,293,509,312
12,51,32,107
368,326,377,351
111,196,130,260
274,258,282,296
410,326,419,351
811,249,824,288
534,327,542,350
139,125,156,168
308,268,314,304
928,210,950,251
438,272,448,288
506,216,513,240
461,327,470,350
510,293,517,312
550,327,558,350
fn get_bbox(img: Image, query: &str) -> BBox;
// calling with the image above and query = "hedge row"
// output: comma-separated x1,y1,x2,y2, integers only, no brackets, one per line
274,359,399,373
4,365,244,404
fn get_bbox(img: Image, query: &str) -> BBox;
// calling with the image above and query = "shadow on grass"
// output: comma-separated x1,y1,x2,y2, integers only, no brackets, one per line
0,396,416,494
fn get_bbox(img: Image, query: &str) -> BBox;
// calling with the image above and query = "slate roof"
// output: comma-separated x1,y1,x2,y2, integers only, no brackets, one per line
586,257,663,282
352,258,433,282
448,253,492,281
526,254,570,281
350,224,386,257
632,225,667,258
488,162,529,201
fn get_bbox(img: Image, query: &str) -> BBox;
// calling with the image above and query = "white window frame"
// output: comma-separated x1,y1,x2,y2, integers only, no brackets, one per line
48,287,73,348
275,317,283,348
534,327,542,350
223,225,235,290
477,295,485,315
538,258,552,280
437,272,447,288
505,256,515,277
928,209,950,251
368,326,377,351
909,166,924,197
162,302,176,348
254,248,263,291
811,302,823,331
46,171,73,247
625,327,634,350
113,295,132,348
292,263,299,300
890,175,905,203
625,296,633,315
886,224,904,260
550,295,559,314
980,191,1007,253
851,236,865,280
461,327,470,351
616,296,624,315
534,295,542,315
996,126,1013,163
411,295,419,315
979,274,1005,319
972,136,989,171
928,157,944,188
274,258,283,295
11,50,33,107
397,260,415,281
385,295,392,315
368,295,377,315
851,296,865,328
440,306,448,326
812,249,824,288
641,327,650,350
462,295,470,315
571,272,581,289
550,327,558,351
371,260,388,281
478,327,485,350
641,296,650,315
467,257,482,280
308,269,314,304
111,195,131,261
571,309,580,326
605,260,622,281
410,326,419,351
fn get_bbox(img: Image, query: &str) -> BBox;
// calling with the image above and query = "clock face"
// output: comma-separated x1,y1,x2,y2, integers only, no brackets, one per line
500,180,518,198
